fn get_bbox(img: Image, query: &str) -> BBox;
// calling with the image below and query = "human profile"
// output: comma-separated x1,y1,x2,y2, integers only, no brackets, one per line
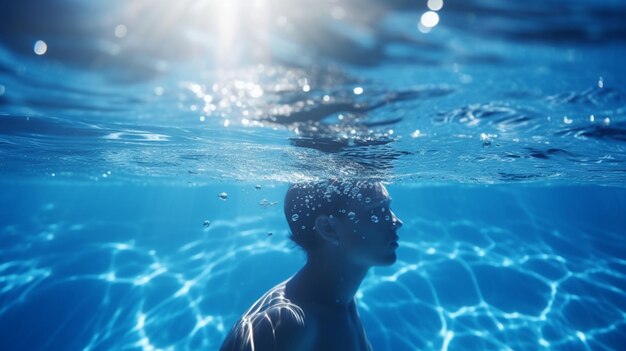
220,179,403,351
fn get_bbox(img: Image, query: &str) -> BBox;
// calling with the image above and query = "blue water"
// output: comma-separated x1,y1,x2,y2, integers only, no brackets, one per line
1,0,626,350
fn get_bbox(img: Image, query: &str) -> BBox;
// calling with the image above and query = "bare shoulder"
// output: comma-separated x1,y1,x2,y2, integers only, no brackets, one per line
220,282,314,351
250,305,312,350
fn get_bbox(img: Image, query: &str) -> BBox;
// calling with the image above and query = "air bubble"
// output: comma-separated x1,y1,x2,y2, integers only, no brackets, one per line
114,24,127,38
218,192,228,200
365,197,371,204
292,214,300,222
385,215,390,221
348,212,356,220
255,184,261,190
371,215,379,223
33,40,47,55
203,220,211,229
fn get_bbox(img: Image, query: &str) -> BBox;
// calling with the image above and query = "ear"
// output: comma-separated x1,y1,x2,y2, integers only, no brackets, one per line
314,215,340,247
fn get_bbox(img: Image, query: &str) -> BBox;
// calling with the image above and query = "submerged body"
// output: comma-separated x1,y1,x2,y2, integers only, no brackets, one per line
221,181,402,351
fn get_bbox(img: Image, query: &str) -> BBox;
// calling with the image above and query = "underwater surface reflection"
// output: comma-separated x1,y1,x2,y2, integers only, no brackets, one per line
0,0,625,184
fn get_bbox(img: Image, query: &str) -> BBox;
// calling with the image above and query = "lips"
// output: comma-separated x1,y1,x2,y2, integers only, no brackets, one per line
387,233,400,248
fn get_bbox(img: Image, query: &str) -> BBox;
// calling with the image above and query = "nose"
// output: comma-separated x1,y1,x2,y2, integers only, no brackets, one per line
390,210,403,230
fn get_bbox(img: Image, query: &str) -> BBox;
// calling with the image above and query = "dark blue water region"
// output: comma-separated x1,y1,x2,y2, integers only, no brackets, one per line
1,182,625,350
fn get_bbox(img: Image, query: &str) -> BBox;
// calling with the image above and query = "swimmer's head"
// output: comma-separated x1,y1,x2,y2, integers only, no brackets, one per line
284,179,403,266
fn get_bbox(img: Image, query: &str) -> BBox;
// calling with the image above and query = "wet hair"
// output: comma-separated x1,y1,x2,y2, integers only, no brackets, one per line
284,179,381,253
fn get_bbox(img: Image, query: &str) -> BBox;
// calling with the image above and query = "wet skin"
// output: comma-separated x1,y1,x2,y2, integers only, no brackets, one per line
220,183,403,351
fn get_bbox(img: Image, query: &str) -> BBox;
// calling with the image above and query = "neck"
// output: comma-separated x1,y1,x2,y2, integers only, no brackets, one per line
286,252,369,309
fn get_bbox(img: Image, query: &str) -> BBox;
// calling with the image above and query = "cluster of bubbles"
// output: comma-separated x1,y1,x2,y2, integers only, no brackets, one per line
323,180,379,203
287,180,385,231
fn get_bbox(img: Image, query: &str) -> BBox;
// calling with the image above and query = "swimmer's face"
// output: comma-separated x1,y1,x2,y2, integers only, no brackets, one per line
334,183,403,267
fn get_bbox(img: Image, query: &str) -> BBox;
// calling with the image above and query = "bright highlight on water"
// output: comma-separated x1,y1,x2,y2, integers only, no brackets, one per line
420,11,440,28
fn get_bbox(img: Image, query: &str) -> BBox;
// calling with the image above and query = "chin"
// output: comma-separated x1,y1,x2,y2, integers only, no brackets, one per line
377,253,397,266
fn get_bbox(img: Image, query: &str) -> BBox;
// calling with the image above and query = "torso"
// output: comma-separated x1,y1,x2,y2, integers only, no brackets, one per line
220,281,372,351
303,300,372,351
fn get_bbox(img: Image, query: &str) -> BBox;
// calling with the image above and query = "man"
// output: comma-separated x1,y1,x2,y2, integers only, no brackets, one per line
220,180,403,351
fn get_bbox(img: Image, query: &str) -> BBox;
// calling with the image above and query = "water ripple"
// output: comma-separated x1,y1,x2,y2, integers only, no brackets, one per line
547,87,626,107
435,103,538,131
556,122,626,142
